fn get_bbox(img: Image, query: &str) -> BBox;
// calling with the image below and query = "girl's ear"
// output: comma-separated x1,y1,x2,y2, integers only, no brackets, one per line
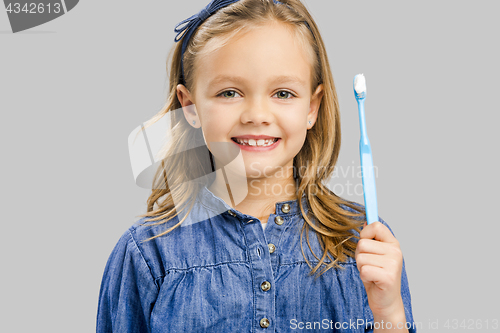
307,84,324,128
177,84,200,128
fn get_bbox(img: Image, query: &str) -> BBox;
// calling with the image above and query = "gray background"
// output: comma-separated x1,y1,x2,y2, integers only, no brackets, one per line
1,0,498,332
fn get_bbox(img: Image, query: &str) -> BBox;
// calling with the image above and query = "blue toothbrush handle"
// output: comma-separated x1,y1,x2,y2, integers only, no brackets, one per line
356,98,379,224
360,141,379,224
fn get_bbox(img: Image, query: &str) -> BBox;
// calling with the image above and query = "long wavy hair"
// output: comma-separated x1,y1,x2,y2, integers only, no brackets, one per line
134,0,366,278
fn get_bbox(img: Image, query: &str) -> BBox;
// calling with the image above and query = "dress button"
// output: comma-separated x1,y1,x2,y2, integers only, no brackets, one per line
268,243,276,254
228,210,236,217
274,216,284,225
281,203,291,213
261,281,271,291
260,318,270,328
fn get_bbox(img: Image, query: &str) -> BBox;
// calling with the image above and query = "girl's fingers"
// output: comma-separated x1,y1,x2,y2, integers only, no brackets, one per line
355,240,403,270
355,253,386,269
356,251,402,276
358,264,401,291
355,238,394,256
357,264,387,286
360,221,398,244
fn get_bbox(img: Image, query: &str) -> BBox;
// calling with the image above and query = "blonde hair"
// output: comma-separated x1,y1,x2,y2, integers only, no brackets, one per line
135,0,366,278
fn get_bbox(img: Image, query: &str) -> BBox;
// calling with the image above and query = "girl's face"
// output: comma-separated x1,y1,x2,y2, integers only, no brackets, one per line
177,22,323,181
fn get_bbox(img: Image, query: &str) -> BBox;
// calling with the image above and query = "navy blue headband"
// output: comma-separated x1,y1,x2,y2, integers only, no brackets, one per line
173,0,313,85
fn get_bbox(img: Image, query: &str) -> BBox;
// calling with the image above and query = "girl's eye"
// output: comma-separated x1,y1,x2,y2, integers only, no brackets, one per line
217,90,295,99
218,90,241,98
275,91,294,99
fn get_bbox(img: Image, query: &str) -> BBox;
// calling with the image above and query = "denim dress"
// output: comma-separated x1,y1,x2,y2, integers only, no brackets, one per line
97,185,416,332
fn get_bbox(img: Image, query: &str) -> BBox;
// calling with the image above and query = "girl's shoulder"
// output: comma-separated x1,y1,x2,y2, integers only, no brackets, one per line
104,215,185,283
117,198,237,274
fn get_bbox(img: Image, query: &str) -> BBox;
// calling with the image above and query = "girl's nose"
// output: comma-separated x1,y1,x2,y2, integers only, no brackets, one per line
240,98,275,125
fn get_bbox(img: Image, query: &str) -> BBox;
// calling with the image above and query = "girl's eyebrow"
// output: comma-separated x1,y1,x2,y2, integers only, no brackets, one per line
209,74,306,87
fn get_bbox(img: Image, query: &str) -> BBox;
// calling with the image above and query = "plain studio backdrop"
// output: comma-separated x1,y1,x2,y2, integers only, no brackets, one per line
1,1,498,332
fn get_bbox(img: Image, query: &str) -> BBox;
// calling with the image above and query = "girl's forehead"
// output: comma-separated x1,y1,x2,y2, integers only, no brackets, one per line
195,23,313,89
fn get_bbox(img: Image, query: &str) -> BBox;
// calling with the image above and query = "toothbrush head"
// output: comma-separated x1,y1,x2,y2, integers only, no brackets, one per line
354,74,366,100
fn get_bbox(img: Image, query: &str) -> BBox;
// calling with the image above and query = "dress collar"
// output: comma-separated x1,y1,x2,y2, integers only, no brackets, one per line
196,183,309,220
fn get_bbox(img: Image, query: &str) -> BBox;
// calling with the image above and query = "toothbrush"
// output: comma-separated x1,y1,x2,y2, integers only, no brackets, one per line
353,74,379,225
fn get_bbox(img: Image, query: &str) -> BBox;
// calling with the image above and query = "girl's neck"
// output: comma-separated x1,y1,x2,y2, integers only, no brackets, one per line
208,174,297,219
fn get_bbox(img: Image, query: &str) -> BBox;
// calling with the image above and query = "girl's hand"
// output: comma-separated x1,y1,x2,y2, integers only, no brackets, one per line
355,221,408,328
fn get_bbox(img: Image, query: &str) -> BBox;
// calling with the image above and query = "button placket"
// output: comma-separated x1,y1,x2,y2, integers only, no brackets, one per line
240,211,275,330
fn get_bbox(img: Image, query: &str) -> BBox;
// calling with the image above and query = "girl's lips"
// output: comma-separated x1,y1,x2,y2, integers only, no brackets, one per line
231,138,281,151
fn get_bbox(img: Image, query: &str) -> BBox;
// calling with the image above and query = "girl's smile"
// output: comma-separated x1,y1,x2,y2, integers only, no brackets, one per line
231,137,281,151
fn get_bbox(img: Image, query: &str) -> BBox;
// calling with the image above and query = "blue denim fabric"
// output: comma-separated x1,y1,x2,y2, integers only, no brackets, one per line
97,185,416,332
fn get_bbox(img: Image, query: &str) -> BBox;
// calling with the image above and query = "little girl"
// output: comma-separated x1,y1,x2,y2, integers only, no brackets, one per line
97,0,416,332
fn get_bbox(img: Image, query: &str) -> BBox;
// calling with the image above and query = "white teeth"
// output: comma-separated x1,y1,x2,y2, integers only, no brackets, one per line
235,138,277,147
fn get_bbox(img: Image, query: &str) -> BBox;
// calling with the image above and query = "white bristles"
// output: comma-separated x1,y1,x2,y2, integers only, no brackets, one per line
354,74,366,94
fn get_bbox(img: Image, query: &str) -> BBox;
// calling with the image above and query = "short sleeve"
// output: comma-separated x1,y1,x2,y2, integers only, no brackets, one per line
96,229,159,333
